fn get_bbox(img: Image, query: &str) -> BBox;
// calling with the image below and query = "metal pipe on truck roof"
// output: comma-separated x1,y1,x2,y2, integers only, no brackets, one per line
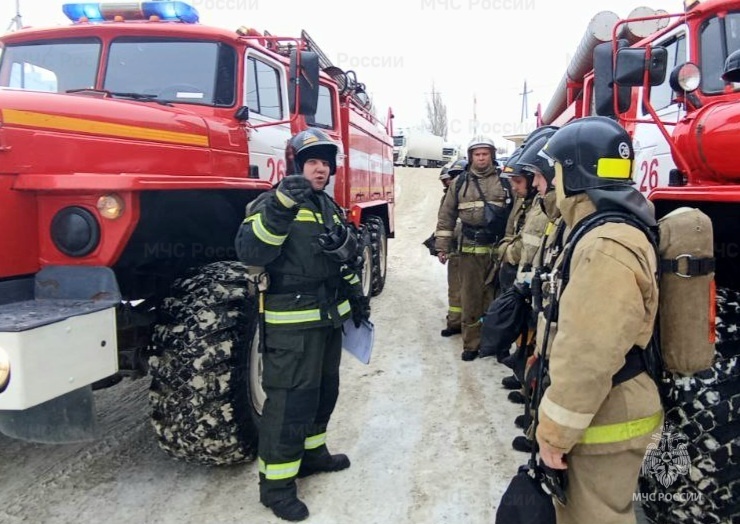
618,6,670,44
541,10,620,125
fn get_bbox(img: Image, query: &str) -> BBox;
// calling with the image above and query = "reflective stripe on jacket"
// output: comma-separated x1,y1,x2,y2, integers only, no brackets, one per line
235,188,361,328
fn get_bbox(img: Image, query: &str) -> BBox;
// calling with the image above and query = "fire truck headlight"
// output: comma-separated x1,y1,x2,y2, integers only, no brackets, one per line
0,347,10,393
97,194,125,220
51,206,101,257
670,62,701,93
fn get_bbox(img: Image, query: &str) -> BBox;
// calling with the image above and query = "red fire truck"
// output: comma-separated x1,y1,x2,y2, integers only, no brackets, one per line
0,1,394,466
536,2,739,522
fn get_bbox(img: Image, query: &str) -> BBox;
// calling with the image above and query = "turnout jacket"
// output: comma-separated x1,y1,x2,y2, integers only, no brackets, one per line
536,194,662,455
235,187,362,329
434,165,509,254
439,187,463,256
497,194,534,266
514,191,556,282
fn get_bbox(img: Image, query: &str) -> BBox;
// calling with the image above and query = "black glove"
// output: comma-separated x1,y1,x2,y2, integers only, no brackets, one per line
276,175,313,209
539,460,568,505
318,224,359,264
349,295,371,328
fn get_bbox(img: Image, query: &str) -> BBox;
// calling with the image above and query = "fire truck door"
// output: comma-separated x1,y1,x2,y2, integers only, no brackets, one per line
244,52,291,184
631,28,688,197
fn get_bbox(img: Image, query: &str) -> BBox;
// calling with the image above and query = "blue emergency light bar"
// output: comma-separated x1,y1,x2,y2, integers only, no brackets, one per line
62,2,200,24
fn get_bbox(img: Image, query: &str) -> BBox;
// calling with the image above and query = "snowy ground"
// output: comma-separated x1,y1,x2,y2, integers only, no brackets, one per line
0,167,648,523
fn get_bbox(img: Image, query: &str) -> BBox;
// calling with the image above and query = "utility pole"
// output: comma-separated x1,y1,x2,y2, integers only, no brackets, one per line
473,92,478,136
519,80,532,122
7,0,23,32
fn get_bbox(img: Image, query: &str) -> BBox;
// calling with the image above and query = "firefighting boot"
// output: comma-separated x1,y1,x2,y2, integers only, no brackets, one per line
441,326,462,337
461,350,479,361
298,445,351,478
512,436,534,453
508,391,526,404
259,475,309,522
501,353,517,370
515,413,532,430
501,375,521,390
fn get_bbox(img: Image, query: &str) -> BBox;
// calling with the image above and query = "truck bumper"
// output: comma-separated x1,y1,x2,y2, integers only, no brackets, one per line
0,307,117,410
0,266,120,411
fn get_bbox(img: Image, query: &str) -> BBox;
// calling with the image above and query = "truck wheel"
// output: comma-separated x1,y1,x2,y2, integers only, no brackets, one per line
366,216,387,296
147,261,261,465
638,286,740,524
360,237,373,297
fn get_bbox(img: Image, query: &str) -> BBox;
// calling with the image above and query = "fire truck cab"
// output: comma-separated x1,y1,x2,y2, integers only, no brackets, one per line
0,1,394,465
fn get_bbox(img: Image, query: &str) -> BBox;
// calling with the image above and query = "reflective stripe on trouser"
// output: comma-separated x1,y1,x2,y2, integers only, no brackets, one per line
447,255,462,330
555,448,647,524
264,300,351,325
258,324,342,498
459,251,495,351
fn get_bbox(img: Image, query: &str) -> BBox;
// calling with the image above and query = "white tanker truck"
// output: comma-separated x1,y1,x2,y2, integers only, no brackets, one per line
393,130,445,168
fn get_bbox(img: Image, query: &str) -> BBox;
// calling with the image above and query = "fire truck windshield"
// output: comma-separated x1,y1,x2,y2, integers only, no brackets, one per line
0,38,236,107
700,11,740,93
0,38,100,93
104,39,235,106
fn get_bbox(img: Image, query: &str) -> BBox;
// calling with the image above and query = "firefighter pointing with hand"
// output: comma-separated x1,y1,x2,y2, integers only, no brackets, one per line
235,128,368,522
533,117,663,523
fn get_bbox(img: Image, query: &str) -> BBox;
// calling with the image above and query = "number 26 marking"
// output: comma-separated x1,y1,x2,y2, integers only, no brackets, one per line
639,158,659,192
267,158,286,183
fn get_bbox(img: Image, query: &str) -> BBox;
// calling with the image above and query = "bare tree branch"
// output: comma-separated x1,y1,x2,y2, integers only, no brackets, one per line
425,82,448,140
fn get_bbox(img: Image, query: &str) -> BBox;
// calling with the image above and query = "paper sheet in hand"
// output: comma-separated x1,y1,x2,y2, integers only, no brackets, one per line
342,318,374,364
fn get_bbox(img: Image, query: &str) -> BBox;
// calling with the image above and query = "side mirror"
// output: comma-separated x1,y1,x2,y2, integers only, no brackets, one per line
615,46,668,87
289,50,320,116
593,40,632,117
234,105,250,121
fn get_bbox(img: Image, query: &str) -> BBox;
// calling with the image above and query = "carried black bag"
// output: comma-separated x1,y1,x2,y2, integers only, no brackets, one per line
496,464,557,524
472,174,510,244
480,283,531,361
422,232,437,256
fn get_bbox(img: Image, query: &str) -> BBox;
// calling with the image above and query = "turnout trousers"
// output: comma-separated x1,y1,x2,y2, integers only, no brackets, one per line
446,254,462,331
459,251,495,351
258,324,342,504
555,448,646,524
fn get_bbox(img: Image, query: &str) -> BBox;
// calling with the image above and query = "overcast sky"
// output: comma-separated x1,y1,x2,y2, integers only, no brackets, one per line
1,0,685,152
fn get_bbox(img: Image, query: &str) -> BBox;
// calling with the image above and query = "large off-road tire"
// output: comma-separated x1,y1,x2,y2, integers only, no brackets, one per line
366,215,388,296
639,286,740,524
358,228,373,298
147,261,262,466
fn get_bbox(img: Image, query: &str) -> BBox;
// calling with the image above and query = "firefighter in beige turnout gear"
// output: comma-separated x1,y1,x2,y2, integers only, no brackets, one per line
439,159,468,337
533,117,663,523
435,136,510,360
504,134,563,451
497,186,557,408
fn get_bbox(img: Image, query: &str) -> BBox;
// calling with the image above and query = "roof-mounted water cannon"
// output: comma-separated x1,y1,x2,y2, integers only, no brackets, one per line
62,1,199,23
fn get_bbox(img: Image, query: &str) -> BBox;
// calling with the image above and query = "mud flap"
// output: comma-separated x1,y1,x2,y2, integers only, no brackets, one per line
0,386,97,443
